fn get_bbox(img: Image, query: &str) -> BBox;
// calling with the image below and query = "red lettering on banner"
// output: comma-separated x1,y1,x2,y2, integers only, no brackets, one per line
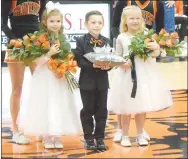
64,13,72,30
79,18,85,30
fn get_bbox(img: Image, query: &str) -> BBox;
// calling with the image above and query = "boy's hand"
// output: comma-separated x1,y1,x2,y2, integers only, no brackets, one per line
93,63,103,68
93,63,111,70
101,65,111,70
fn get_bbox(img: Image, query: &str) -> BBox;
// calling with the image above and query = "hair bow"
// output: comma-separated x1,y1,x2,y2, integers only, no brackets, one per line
46,1,61,14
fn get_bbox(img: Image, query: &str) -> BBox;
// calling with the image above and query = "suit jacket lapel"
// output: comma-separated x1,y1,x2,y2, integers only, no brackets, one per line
85,33,95,52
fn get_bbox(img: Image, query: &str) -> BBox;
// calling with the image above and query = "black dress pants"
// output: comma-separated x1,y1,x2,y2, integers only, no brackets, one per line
80,89,108,140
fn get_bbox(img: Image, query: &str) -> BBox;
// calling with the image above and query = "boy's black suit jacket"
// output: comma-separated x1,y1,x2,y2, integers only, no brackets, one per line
73,33,111,90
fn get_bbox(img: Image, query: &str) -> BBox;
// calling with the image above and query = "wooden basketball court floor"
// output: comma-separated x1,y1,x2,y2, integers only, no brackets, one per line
1,61,187,158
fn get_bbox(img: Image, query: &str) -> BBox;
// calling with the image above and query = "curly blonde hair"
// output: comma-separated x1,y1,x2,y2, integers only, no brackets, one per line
40,9,63,34
119,5,145,34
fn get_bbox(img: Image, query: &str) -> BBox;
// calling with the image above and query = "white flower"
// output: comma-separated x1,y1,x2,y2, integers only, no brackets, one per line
160,49,167,57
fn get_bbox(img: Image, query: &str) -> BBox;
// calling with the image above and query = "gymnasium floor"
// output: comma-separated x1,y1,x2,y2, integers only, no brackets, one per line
1,61,187,158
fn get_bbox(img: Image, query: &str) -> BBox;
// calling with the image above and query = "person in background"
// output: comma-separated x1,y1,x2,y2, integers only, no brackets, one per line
1,0,46,144
163,1,175,33
175,0,187,42
111,0,165,39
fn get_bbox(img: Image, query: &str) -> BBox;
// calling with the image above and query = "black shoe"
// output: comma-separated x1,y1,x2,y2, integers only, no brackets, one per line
84,139,96,150
96,139,107,151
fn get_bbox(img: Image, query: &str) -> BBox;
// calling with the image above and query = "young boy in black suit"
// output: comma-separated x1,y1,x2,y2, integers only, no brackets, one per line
73,10,111,151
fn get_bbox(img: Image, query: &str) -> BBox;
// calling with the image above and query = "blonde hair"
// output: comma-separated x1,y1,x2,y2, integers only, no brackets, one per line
40,9,63,34
119,5,145,33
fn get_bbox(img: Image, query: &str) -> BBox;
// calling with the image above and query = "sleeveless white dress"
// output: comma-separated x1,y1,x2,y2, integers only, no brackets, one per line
20,56,82,136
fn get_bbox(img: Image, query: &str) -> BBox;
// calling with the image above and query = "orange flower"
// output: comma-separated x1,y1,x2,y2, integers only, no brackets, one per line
67,54,74,61
152,33,158,40
144,38,152,44
164,33,170,37
56,68,66,75
166,39,175,47
14,41,23,48
30,35,36,41
48,58,56,64
48,63,57,71
56,60,63,66
23,35,30,41
68,60,73,66
59,63,67,71
34,41,41,46
26,44,32,49
41,41,50,49
55,72,64,78
72,61,77,67
159,28,167,35
37,33,48,43
9,39,16,46
159,39,166,46
55,68,65,78
170,32,179,39
68,67,77,73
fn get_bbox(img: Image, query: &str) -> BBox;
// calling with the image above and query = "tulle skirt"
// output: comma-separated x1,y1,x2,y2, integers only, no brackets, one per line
108,57,173,114
20,64,82,136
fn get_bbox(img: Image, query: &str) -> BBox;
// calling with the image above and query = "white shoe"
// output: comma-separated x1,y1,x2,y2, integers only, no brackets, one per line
36,136,43,142
54,140,63,149
113,129,123,142
43,140,54,149
142,130,150,141
120,136,131,147
12,132,30,145
136,134,149,146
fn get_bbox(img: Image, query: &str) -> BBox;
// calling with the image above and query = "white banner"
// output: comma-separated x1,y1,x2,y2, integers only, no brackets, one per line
61,3,110,48
1,3,110,50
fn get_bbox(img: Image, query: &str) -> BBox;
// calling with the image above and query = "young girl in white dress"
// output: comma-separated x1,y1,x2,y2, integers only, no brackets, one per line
108,5,173,147
20,2,82,149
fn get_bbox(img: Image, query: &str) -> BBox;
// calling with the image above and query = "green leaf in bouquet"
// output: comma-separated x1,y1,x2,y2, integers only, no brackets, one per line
165,48,175,56
22,56,38,65
147,29,154,37
61,42,71,52
7,44,14,49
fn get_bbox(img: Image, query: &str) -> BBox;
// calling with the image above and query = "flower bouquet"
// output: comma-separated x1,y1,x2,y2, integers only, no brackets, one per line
4,39,24,63
84,44,127,67
152,29,185,57
124,28,184,98
7,31,79,92
126,29,158,61
126,29,185,61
